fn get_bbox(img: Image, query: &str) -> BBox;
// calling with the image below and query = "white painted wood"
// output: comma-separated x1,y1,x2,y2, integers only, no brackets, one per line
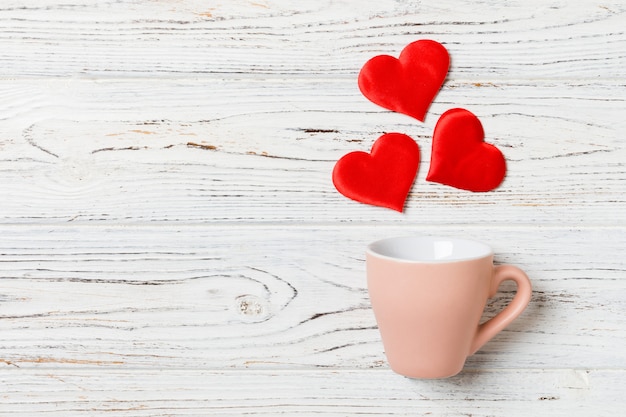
0,79,623,225
0,369,623,417
0,0,624,415
0,0,624,79
0,225,623,371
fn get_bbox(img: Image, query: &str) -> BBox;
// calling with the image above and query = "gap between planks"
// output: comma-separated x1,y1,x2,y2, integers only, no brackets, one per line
0,222,624,230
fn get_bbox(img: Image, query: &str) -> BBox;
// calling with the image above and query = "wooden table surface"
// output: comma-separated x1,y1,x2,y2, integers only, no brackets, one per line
1,1,625,415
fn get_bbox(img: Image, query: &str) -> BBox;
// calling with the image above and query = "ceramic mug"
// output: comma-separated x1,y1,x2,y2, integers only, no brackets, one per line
366,236,532,379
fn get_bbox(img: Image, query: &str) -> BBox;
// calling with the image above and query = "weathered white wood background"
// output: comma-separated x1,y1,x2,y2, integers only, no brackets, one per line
0,0,624,415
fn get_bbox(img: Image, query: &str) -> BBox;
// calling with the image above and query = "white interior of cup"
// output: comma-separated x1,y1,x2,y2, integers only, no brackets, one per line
367,236,492,263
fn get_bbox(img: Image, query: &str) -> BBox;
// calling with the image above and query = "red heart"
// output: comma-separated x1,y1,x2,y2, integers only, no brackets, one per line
332,133,419,212
426,108,506,192
358,40,449,122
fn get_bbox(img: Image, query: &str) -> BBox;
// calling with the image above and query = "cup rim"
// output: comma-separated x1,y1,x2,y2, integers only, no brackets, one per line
366,236,493,264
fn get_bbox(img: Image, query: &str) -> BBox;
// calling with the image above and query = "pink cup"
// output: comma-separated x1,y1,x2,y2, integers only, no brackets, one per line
367,236,532,379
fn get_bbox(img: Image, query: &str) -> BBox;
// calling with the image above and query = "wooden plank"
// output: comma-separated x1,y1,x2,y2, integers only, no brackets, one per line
1,79,624,225
0,368,623,416
0,225,624,370
0,0,624,79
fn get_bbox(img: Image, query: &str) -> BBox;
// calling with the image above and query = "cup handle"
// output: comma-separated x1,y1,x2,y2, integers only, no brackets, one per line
469,265,532,355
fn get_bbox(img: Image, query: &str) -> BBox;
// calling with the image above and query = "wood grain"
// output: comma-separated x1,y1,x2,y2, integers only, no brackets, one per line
0,0,624,79
0,225,624,371
0,0,624,415
1,369,623,417
0,78,623,225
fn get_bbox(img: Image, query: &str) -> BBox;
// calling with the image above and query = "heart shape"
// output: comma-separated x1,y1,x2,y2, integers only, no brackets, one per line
332,133,419,212
426,108,506,192
358,39,449,122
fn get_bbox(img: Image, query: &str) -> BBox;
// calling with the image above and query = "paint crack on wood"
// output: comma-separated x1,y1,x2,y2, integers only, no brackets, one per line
91,146,146,154
187,142,218,151
23,124,59,158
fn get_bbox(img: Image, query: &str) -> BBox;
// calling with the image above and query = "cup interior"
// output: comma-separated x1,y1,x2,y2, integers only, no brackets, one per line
367,236,492,263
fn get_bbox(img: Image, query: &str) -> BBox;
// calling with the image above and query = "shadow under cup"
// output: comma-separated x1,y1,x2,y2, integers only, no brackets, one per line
366,236,532,379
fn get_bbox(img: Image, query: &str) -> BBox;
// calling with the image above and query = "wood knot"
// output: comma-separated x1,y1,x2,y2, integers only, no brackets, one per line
235,295,270,322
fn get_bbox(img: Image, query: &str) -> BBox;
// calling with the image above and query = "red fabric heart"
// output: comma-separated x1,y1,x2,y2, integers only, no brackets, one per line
332,133,420,212
358,39,449,122
426,108,506,192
